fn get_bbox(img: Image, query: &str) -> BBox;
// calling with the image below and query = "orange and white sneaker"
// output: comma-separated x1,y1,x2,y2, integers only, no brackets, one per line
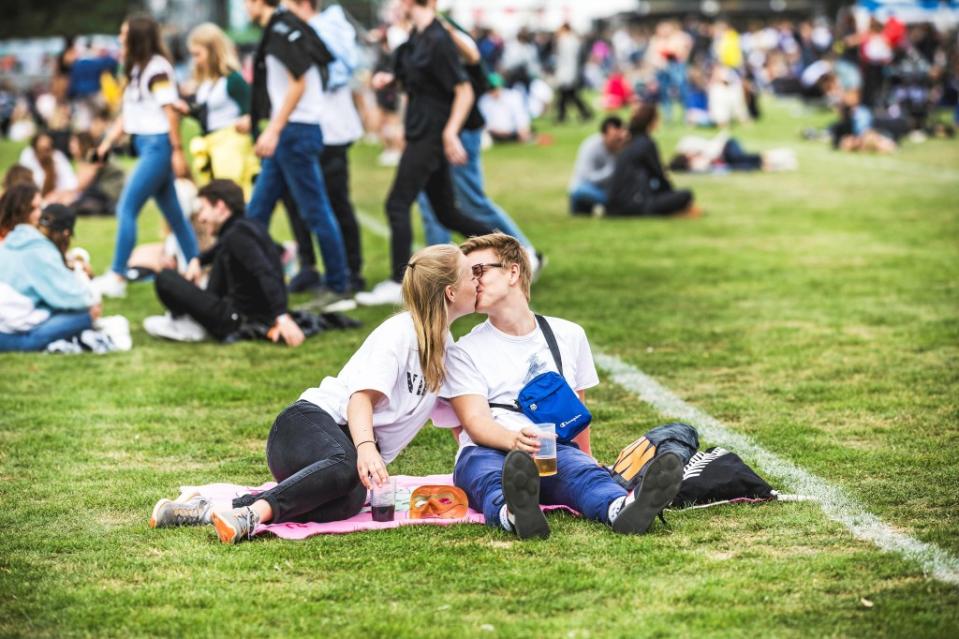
211,507,260,544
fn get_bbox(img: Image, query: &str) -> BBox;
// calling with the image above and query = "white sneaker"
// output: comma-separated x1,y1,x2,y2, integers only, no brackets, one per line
354,279,403,306
143,313,208,342
91,273,127,299
377,149,401,167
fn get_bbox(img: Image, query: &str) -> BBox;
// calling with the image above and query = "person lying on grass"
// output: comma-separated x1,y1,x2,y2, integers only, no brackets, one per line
149,243,478,543
442,233,684,539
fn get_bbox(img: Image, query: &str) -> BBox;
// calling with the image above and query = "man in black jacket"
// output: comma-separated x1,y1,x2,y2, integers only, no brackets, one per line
144,179,305,346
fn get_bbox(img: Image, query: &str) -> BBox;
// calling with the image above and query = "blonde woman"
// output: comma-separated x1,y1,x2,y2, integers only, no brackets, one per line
181,23,258,196
150,243,478,543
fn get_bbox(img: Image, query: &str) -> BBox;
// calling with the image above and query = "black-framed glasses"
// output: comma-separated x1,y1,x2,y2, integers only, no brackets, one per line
471,263,503,279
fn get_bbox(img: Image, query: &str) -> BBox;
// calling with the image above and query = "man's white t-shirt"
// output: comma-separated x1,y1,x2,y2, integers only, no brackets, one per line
123,55,179,135
299,312,442,463
265,55,324,125
441,315,599,450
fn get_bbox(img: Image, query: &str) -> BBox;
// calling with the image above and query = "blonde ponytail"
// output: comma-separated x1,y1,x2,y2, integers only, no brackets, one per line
402,244,463,393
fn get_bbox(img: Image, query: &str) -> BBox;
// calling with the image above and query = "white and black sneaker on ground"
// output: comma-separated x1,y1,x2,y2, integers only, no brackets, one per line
501,450,550,539
143,313,208,342
91,273,127,299
611,452,683,535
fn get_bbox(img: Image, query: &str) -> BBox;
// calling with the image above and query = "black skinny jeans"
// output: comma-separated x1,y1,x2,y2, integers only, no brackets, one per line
154,269,241,339
232,400,367,524
385,135,494,282
283,144,364,288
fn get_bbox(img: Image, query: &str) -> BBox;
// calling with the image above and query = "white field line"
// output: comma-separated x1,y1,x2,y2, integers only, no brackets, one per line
595,352,959,587
355,209,959,586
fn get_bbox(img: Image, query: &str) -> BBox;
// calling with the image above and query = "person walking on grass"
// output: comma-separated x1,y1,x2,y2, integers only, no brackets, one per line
285,0,367,295
357,0,494,307
416,19,545,279
442,233,683,539
243,0,354,312
92,15,199,299
149,244,478,544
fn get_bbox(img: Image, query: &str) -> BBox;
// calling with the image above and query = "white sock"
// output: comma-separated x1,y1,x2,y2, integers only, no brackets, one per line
499,504,515,532
607,496,627,523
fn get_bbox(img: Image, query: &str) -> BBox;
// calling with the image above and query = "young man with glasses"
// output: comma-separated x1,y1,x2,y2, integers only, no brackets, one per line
441,233,683,539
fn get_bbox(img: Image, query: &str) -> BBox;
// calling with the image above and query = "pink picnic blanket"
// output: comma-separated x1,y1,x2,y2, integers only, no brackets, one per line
186,473,576,540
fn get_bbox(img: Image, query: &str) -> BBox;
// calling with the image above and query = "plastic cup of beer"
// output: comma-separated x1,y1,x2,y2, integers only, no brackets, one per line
371,477,396,522
532,423,558,477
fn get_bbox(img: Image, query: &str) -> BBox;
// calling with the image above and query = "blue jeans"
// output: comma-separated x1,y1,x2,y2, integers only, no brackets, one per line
656,61,688,122
247,123,349,293
453,443,626,528
0,312,92,352
417,128,532,248
568,182,608,214
111,134,199,275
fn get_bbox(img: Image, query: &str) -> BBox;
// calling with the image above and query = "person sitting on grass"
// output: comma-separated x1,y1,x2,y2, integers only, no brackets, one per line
0,184,101,352
149,243,478,544
568,115,627,215
667,132,798,173
143,179,303,346
606,103,700,218
478,72,532,143
442,233,683,539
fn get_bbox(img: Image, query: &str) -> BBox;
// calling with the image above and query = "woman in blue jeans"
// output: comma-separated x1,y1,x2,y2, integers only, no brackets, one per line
0,184,99,352
148,244,478,543
93,15,199,299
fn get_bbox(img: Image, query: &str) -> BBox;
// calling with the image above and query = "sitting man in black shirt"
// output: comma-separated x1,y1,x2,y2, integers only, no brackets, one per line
144,179,305,347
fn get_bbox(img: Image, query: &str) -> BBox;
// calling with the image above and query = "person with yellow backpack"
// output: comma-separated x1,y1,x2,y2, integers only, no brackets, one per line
178,23,259,199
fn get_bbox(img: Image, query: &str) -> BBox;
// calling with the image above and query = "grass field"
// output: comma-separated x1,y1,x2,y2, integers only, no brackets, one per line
1,98,958,638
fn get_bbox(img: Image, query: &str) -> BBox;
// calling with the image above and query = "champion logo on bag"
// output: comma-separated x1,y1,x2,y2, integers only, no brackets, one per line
560,415,583,429
683,448,729,480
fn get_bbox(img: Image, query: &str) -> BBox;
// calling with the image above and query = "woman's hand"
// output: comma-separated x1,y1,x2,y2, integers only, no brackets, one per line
510,427,541,455
356,443,389,490
184,257,202,284
171,148,189,178
235,115,251,134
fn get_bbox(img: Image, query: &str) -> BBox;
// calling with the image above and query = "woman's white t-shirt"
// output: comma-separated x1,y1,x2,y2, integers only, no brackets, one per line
18,147,78,192
195,74,243,133
299,312,443,463
123,55,179,135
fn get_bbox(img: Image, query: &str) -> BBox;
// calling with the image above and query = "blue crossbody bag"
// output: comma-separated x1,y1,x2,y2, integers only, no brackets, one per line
489,315,592,443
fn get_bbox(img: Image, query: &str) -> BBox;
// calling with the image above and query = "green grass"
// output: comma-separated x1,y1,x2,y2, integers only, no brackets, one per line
1,98,958,638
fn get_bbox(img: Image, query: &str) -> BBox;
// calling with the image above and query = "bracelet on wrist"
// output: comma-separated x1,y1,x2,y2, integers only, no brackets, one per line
356,440,376,449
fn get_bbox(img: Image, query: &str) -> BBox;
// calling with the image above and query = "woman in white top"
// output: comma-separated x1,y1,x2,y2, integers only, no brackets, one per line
18,131,78,199
180,23,258,197
92,15,199,298
149,244,478,544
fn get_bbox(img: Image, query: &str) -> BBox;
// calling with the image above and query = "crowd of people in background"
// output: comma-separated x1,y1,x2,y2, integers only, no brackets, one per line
1,1,958,352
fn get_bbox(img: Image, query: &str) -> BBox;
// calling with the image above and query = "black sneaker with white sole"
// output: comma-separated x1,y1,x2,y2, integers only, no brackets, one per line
611,452,683,535
501,450,550,539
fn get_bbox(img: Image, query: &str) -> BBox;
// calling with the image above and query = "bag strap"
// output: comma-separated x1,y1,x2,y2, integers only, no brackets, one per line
535,314,564,377
486,314,563,414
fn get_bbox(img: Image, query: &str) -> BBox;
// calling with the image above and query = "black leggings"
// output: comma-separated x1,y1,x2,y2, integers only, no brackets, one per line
232,400,367,523
385,135,494,283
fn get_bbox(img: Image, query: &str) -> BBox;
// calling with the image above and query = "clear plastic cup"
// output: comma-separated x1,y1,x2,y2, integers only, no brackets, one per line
532,423,558,477
371,477,396,522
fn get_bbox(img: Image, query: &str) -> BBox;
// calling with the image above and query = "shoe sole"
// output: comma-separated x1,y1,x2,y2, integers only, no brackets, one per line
612,452,683,535
501,451,550,540
211,511,241,544
149,498,170,529
610,436,657,491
